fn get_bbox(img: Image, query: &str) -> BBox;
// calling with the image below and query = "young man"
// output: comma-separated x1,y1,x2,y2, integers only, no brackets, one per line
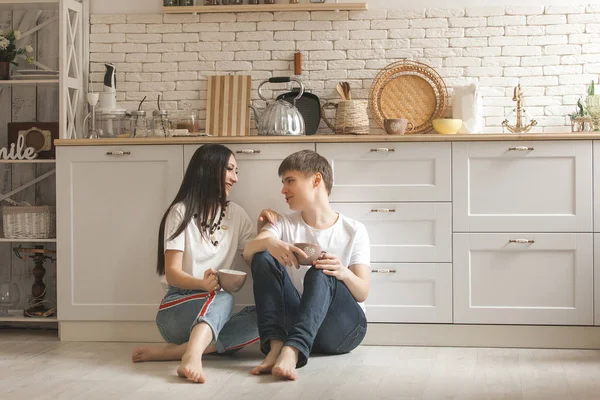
243,150,371,381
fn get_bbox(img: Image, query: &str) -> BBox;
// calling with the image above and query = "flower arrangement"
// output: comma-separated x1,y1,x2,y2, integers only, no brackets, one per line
0,30,34,65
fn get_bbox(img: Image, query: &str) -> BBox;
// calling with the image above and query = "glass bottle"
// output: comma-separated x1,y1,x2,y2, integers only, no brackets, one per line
130,110,149,138
153,110,173,137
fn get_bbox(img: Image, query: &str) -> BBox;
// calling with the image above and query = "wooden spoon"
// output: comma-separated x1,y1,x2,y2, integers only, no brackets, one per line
336,83,347,100
344,82,352,100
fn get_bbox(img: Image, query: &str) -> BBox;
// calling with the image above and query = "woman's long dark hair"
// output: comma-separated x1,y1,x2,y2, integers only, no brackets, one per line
157,144,234,275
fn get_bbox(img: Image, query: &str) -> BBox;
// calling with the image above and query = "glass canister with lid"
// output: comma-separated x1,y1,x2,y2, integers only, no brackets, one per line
152,110,173,137
130,110,150,138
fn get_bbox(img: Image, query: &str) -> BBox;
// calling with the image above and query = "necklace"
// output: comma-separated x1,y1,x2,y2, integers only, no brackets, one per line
199,207,226,246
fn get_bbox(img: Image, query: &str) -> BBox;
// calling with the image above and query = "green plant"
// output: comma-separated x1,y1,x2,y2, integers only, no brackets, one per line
570,98,589,120
0,30,34,65
589,80,596,96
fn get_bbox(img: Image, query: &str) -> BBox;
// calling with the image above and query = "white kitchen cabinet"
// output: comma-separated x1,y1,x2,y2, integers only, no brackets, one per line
593,141,600,232
367,263,452,323
56,145,183,320
453,233,593,325
317,142,451,202
453,141,593,233
595,235,600,326
184,143,314,308
332,202,452,263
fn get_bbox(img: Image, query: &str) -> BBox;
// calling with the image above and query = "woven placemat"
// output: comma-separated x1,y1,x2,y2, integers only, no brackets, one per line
370,60,448,134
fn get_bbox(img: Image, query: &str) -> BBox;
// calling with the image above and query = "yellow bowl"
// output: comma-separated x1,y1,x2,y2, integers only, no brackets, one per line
432,119,463,134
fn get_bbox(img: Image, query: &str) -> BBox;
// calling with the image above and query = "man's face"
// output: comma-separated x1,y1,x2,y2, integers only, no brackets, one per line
280,170,317,211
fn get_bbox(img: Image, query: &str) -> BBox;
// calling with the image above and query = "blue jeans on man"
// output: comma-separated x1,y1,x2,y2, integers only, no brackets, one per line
251,251,367,368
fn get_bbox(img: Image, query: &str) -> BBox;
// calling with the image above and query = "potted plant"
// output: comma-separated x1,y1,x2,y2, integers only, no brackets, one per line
0,30,34,80
587,80,600,131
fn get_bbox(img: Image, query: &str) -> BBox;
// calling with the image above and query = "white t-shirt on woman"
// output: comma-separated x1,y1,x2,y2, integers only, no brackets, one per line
161,201,254,289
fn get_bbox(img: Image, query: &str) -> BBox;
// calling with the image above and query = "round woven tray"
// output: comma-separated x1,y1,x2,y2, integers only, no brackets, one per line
369,60,448,134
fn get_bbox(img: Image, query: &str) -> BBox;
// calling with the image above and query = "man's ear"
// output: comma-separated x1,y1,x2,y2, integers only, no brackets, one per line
313,173,322,188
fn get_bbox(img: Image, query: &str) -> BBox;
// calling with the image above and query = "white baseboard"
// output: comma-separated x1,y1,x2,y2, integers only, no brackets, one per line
59,321,600,349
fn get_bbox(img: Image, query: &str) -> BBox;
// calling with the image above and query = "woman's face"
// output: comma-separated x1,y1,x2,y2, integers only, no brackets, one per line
224,155,239,197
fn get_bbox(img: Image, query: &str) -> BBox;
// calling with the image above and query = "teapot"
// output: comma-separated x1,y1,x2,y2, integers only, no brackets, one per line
249,77,306,136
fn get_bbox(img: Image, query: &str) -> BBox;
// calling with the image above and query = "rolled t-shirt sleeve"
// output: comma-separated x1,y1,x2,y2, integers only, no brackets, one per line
262,218,284,240
164,205,185,252
349,223,370,267
238,208,255,250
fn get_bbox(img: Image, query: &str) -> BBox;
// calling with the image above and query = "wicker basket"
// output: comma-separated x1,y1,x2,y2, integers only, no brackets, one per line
321,100,370,135
2,205,56,239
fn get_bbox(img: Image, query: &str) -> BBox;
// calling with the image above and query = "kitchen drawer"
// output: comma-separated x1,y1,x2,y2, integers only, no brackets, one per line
453,233,593,325
453,141,592,233
333,202,452,263
317,142,451,202
366,263,452,323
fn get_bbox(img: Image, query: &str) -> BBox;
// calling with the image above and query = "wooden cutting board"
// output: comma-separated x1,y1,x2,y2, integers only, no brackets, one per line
206,75,252,136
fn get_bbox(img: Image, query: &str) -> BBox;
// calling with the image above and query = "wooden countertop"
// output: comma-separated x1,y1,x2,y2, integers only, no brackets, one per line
55,133,600,146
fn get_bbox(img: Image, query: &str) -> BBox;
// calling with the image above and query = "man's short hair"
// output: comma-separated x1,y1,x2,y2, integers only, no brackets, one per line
278,150,333,195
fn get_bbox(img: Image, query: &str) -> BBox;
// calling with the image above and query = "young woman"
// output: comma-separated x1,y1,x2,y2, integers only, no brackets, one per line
131,144,261,384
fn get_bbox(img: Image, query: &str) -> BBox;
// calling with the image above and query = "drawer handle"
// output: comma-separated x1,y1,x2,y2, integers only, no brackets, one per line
106,151,131,156
370,148,395,153
509,239,535,244
371,208,396,213
236,149,261,154
508,146,534,151
371,269,397,274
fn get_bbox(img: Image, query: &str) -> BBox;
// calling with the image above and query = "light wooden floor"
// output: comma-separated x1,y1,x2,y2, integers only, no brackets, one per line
3,329,600,400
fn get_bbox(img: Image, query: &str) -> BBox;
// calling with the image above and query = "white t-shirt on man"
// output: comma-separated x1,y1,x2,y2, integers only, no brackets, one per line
263,212,370,313
161,201,254,289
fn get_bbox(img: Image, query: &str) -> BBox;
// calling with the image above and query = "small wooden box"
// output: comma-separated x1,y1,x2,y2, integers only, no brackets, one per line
206,75,252,136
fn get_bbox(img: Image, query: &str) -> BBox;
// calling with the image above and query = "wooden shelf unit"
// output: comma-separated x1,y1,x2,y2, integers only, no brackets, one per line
0,310,57,323
0,80,59,86
163,2,368,14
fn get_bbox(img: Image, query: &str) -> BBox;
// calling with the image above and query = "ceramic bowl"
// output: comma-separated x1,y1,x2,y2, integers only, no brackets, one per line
217,269,247,293
432,118,463,134
294,243,323,265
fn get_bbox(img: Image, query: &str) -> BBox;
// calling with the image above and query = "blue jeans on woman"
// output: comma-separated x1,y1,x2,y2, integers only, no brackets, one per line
251,251,367,368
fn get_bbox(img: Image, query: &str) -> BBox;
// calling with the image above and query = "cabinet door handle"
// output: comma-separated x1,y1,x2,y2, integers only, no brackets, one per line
370,148,395,153
371,269,397,274
371,208,396,213
106,151,131,156
236,149,261,154
508,146,534,151
509,239,535,244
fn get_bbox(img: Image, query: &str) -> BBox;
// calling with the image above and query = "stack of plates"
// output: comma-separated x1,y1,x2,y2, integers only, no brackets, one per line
11,69,59,80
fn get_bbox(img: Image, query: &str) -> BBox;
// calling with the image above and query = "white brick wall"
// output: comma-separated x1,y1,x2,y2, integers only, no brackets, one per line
90,5,600,134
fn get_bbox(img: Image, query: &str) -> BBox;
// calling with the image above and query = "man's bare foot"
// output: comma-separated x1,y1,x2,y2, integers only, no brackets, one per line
177,352,206,383
272,346,299,381
250,348,281,375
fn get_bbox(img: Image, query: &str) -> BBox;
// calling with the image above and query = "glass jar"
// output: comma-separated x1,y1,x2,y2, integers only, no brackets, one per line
130,110,150,138
180,0,194,5
152,110,173,137
163,0,179,6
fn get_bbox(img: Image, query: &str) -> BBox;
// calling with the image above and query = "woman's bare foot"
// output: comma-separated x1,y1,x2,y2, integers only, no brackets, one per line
272,346,299,381
177,352,206,383
251,340,283,375
132,344,184,363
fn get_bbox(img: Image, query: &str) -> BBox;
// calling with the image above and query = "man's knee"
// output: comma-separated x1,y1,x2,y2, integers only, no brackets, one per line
251,251,279,276
304,265,335,283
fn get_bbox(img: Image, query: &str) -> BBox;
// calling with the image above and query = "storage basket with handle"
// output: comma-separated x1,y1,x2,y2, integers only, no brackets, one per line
321,100,370,135
2,205,56,239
